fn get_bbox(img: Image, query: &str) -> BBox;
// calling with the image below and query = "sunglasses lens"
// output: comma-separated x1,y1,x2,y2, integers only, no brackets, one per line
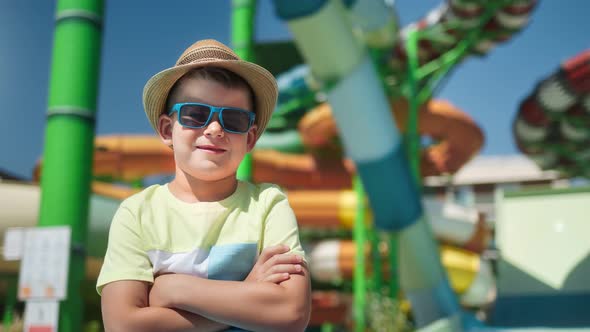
222,109,251,133
179,104,211,128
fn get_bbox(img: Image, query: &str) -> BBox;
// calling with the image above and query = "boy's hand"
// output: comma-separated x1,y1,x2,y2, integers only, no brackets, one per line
245,244,304,284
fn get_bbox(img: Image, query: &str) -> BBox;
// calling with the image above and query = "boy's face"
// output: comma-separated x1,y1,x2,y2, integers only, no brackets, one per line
158,77,257,182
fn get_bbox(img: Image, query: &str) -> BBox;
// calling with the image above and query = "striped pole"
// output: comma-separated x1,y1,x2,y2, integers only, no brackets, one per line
344,0,399,49
272,0,420,231
271,0,459,327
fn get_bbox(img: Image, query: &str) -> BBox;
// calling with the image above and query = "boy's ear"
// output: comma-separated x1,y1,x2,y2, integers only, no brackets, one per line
157,114,174,148
246,124,258,152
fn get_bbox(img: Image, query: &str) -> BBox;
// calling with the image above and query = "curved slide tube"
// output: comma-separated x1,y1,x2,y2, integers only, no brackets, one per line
0,181,117,280
343,0,398,49
252,150,353,189
273,0,421,231
35,135,350,189
298,98,484,176
272,0,458,326
306,240,496,308
34,135,175,182
392,0,537,70
514,49,590,178
309,291,351,326
288,190,489,252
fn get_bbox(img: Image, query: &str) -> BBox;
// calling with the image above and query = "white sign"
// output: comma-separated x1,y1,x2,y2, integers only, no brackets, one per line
23,300,59,332
3,227,25,260
18,226,71,301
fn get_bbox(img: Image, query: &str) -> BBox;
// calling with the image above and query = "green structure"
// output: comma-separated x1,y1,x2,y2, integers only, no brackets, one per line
232,0,257,181
37,0,103,331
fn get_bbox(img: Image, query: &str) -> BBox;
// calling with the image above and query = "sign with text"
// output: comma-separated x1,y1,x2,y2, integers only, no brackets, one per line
3,227,26,261
18,226,71,301
23,300,59,332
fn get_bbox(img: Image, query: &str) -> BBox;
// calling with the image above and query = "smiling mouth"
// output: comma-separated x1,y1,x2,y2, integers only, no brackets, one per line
197,146,226,153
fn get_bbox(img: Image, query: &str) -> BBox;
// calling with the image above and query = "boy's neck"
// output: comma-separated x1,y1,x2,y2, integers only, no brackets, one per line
168,170,238,203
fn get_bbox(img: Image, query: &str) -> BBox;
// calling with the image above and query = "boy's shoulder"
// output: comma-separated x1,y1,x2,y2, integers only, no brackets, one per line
118,184,164,210
241,181,287,201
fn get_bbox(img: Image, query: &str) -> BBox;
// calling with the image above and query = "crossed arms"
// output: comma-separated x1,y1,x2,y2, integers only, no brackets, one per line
101,245,311,332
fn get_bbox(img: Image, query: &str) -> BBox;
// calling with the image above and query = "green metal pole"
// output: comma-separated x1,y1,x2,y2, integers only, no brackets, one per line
405,29,421,185
404,1,510,182
368,228,382,292
320,323,334,332
38,1,103,331
352,176,367,332
232,0,257,181
410,1,511,106
416,0,511,82
2,277,17,330
387,234,399,299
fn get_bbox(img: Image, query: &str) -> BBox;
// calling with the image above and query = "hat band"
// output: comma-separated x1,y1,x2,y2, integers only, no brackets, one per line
176,48,238,66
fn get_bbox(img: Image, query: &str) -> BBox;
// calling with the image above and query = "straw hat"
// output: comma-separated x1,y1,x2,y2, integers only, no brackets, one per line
142,39,278,140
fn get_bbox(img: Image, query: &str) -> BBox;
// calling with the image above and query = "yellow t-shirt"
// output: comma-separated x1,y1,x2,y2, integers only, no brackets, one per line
96,181,305,294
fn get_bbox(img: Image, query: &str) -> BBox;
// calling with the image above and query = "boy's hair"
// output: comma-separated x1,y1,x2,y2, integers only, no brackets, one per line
165,67,257,115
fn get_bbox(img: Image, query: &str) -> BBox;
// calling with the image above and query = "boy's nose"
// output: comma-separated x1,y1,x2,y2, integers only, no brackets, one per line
203,114,224,137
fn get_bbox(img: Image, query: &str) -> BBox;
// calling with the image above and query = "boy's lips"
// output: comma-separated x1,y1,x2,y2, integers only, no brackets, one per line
196,145,226,153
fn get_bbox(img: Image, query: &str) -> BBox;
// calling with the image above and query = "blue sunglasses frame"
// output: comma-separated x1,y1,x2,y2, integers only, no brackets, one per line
168,102,255,134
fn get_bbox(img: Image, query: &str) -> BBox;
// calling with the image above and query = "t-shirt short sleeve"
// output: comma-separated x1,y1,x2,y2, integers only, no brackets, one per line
261,186,307,263
96,205,153,294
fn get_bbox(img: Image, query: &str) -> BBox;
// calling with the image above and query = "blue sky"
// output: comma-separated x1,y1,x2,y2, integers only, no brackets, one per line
0,0,588,179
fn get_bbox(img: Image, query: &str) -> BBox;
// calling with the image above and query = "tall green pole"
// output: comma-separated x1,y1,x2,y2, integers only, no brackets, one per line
2,278,16,330
37,1,103,331
406,29,421,185
232,0,257,181
352,176,367,332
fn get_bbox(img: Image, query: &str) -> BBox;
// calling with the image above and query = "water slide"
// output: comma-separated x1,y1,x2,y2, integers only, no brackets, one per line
271,0,451,327
257,97,484,188
513,49,590,178
268,0,535,329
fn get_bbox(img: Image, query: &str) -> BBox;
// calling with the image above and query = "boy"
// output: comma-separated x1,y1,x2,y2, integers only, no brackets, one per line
97,39,311,332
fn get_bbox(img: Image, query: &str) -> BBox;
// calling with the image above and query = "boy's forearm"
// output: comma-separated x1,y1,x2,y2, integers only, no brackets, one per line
106,306,228,332
161,275,310,332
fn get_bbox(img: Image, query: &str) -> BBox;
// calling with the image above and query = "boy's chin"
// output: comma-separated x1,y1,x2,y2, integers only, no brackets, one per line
185,169,236,183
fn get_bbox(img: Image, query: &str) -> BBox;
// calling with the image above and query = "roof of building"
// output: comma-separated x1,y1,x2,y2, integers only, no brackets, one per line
0,168,25,181
424,154,561,187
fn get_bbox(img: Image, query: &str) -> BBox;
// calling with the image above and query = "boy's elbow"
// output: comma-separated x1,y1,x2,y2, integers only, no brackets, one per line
279,301,311,332
284,317,310,332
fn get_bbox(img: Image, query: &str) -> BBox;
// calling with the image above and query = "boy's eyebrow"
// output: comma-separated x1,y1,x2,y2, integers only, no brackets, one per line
176,98,252,111
175,96,221,107
178,97,208,104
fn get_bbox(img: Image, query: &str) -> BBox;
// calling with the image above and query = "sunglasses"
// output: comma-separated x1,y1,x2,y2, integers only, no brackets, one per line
169,102,255,134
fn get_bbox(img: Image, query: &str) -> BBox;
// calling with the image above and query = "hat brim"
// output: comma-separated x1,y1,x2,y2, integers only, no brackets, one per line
143,59,278,140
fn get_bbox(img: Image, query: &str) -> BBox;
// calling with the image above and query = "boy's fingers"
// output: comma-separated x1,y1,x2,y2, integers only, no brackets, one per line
264,254,302,269
264,273,290,284
258,244,290,263
268,263,302,275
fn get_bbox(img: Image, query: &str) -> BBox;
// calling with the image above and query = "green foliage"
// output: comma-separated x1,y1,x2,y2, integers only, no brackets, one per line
366,292,413,332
